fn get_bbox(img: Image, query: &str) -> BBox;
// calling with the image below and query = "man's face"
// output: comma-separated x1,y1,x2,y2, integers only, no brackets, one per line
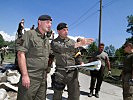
124,46,130,53
58,28,68,39
39,20,52,33
99,45,104,52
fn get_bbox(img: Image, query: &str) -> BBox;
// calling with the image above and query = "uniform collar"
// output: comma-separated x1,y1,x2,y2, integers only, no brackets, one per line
57,36,70,42
35,28,46,39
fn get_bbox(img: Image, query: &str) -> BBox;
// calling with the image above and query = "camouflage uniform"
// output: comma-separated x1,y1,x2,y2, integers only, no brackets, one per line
51,36,82,100
17,28,51,100
122,53,133,100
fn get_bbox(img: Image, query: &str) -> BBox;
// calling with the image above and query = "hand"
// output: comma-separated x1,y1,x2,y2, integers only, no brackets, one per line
80,62,84,65
108,70,111,75
75,38,94,48
80,38,94,46
22,75,30,89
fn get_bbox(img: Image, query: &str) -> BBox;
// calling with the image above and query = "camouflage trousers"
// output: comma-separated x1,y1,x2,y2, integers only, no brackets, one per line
122,74,133,100
17,72,47,100
53,69,80,100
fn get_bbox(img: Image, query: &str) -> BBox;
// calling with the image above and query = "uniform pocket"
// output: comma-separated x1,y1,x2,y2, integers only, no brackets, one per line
30,39,43,56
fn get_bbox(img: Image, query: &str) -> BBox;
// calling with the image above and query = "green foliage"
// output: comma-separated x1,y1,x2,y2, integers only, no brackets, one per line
114,15,133,64
126,15,133,35
87,42,98,56
5,41,15,48
105,45,116,57
115,47,125,62
125,36,133,44
0,34,5,47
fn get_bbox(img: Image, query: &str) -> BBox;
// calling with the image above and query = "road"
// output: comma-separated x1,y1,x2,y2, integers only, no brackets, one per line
46,66,123,100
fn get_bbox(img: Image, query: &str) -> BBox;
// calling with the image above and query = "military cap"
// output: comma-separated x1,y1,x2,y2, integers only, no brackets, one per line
38,15,52,21
57,22,68,30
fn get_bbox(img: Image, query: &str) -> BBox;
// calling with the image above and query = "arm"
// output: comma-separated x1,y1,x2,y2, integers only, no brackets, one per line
105,56,111,75
106,57,111,71
107,58,111,71
47,54,54,73
17,51,30,89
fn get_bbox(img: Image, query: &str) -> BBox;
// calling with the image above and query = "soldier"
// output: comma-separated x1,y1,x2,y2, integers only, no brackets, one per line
17,19,25,38
30,25,35,30
0,45,8,65
122,42,133,100
51,22,94,100
17,14,53,100
88,43,111,98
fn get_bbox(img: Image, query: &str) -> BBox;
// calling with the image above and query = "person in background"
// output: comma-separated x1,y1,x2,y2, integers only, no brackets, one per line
88,43,111,98
0,45,8,65
30,25,35,30
17,19,25,38
17,14,53,100
15,19,25,72
122,42,133,100
51,22,94,100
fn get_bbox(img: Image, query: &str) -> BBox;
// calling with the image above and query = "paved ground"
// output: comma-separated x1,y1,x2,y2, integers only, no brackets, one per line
46,66,123,100
0,62,123,100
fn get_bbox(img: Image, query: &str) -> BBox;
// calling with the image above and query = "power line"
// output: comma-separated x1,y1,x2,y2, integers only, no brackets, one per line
69,10,99,30
103,0,121,9
69,0,121,31
69,1,99,27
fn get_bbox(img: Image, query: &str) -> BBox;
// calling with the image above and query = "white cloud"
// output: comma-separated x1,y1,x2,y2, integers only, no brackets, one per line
52,29,85,40
54,33,87,48
0,29,85,44
0,31,15,41
0,28,30,42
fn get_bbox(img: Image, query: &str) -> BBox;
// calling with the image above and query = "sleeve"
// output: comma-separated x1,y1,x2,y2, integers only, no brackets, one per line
17,31,30,53
74,48,83,65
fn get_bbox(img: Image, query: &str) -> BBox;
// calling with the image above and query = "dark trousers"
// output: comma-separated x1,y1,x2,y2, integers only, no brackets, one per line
89,66,105,92
1,53,4,64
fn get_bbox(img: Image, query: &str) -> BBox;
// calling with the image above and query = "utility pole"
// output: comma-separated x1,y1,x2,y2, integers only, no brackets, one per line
98,0,102,47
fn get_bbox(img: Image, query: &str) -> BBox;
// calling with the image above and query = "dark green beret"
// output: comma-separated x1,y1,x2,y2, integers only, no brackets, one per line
38,15,52,21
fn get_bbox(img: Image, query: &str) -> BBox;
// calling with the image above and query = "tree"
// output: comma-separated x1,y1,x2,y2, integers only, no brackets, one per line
0,34,5,47
115,47,125,63
112,15,133,64
87,42,98,56
104,45,115,57
126,15,133,36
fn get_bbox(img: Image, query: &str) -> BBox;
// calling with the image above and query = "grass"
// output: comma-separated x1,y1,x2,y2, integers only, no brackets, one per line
80,66,122,87
3,52,15,64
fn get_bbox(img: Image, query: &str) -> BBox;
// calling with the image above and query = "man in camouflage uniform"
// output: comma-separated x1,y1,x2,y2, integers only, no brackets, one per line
51,22,94,100
17,15,53,100
122,42,133,100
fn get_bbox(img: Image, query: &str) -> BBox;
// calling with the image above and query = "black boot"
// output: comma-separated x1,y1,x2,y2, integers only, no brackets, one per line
88,90,93,97
95,91,99,98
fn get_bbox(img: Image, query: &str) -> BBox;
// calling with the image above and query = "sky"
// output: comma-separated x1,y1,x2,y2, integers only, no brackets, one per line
0,0,132,49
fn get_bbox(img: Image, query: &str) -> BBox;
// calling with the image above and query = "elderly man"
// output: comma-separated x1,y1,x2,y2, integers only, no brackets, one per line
17,15,53,100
